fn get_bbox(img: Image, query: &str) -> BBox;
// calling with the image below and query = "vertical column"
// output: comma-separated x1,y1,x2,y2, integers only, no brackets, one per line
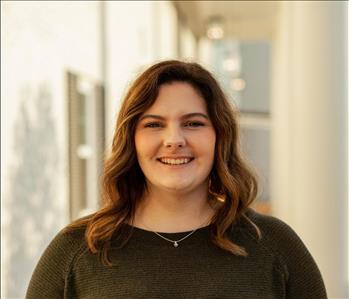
272,1,348,297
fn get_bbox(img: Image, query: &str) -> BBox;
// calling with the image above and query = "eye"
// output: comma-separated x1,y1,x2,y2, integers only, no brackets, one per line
144,122,162,128
185,121,205,127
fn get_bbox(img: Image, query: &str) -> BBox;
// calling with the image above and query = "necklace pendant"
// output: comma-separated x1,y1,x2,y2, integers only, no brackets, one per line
173,241,179,247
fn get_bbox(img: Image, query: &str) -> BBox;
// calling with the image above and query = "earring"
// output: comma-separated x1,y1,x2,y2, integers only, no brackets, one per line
208,178,226,203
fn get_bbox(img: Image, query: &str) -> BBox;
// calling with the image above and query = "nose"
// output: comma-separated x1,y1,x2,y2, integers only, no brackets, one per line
163,125,186,148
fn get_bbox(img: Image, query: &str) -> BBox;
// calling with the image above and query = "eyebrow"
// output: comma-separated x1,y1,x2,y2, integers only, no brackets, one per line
139,112,209,121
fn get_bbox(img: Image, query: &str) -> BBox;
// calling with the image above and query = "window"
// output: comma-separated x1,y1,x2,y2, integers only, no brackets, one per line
66,71,106,220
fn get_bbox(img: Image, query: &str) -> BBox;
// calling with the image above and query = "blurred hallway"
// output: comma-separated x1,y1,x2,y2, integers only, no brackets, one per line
2,1,348,298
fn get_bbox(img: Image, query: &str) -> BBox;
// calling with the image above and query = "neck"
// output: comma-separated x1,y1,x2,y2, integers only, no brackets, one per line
133,185,217,233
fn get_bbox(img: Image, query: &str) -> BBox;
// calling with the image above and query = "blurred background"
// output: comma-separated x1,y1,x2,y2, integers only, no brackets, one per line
1,1,348,298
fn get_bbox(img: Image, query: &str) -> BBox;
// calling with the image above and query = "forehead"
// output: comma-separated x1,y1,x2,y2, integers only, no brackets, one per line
145,82,207,114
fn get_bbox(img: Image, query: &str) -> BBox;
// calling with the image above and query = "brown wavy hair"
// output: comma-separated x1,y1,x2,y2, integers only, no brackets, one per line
66,60,260,265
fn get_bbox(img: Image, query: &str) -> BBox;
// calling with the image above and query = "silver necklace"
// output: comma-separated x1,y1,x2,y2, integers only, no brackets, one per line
139,215,212,247
153,228,199,247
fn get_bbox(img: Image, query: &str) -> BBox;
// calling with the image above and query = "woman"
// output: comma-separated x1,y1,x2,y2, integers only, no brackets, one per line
26,60,327,298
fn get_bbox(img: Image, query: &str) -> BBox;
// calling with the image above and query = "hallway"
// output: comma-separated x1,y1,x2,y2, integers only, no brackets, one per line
2,1,348,298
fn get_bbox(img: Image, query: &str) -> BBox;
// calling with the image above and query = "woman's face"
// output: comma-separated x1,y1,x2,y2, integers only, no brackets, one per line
135,81,216,194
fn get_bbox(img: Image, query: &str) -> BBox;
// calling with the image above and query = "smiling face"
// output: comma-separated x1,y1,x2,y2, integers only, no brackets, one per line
134,81,216,195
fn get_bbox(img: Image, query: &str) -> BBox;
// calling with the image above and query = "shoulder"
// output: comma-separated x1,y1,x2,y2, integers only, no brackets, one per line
34,225,87,275
242,208,313,261
26,224,88,298
245,208,300,243
241,208,327,298
47,226,87,263
44,212,95,265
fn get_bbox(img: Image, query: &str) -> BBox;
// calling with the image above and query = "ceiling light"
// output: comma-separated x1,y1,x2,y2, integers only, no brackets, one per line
231,78,246,91
206,16,225,40
223,58,239,72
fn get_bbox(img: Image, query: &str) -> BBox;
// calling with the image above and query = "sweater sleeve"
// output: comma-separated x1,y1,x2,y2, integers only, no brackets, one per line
251,212,328,299
26,228,85,299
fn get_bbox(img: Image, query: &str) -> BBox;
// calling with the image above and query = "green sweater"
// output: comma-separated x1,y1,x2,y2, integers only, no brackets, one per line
26,209,327,298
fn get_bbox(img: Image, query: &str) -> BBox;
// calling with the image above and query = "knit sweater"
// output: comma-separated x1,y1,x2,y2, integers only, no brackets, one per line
26,209,327,299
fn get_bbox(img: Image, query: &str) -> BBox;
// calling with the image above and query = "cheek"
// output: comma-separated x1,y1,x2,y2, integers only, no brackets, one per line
192,130,216,162
201,131,216,155
135,132,158,159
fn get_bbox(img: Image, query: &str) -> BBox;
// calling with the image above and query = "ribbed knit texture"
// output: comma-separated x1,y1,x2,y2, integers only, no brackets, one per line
26,209,327,298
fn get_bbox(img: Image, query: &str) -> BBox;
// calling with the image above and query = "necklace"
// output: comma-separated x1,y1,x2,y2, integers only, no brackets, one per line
137,208,214,247
153,229,198,247
142,218,211,248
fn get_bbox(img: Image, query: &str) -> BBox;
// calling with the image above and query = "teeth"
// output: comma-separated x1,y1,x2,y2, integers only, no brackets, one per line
159,158,192,165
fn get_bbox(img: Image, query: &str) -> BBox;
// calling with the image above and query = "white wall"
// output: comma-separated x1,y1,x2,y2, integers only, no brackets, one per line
271,2,348,297
179,23,197,60
2,2,102,298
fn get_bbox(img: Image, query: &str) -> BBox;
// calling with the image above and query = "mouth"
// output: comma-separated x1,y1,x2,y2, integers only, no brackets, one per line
157,157,195,166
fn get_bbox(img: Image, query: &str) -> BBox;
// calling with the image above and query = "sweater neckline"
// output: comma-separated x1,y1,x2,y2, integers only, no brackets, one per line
125,223,212,237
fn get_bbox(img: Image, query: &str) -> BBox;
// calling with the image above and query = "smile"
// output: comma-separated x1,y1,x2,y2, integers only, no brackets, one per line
157,157,194,165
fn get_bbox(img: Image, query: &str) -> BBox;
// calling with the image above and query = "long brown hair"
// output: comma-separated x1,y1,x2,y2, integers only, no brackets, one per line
66,60,260,264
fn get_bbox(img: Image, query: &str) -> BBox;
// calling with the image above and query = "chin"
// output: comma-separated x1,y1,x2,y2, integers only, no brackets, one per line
160,181,195,192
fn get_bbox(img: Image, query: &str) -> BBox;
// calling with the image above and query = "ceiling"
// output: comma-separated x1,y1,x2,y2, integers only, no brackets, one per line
174,1,280,40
